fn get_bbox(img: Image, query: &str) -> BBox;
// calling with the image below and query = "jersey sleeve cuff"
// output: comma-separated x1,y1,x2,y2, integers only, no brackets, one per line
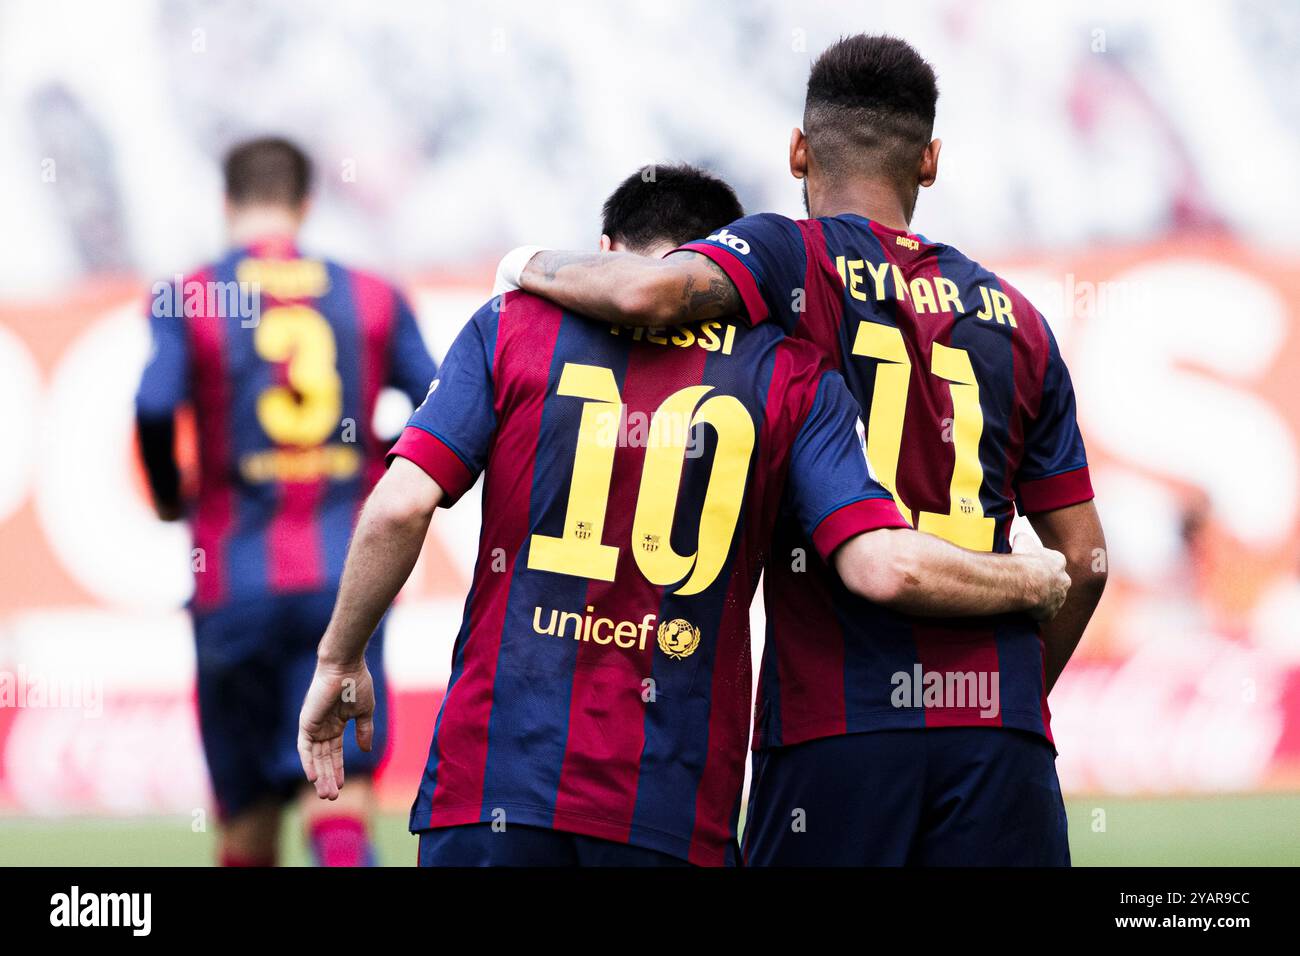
673,241,769,326
388,426,476,505
811,497,911,561
1016,465,1094,514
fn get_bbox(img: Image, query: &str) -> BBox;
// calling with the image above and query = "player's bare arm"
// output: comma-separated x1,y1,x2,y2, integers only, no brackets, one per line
1027,500,1108,693
298,458,443,800
518,249,740,327
834,528,1071,622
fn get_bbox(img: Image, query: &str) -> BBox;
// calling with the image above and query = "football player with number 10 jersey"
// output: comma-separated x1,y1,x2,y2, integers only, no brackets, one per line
297,165,1070,866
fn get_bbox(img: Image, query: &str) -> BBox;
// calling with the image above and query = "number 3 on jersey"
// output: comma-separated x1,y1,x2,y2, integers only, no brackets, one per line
527,362,755,596
253,305,344,446
852,322,995,552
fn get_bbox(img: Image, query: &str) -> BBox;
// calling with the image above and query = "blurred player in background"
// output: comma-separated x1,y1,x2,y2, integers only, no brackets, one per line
505,35,1109,865
297,165,1070,866
135,137,437,867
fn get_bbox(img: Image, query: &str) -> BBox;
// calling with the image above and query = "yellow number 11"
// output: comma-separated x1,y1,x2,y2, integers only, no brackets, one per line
851,323,995,552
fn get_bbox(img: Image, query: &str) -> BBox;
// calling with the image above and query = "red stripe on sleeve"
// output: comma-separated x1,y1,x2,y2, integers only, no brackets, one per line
1017,465,1094,514
388,426,476,504
810,497,910,561
673,242,769,325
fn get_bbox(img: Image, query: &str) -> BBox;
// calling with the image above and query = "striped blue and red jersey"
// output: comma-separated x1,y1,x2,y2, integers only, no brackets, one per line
135,235,437,612
388,290,905,865
678,214,1093,749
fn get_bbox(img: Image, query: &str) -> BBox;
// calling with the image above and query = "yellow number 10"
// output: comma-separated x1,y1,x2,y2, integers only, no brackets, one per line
851,323,995,552
527,362,755,596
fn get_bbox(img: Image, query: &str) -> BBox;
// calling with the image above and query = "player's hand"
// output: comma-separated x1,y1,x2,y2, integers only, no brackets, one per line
492,244,546,295
297,658,375,800
1013,533,1071,622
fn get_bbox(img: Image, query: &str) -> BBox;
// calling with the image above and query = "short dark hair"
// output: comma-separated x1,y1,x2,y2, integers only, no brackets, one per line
223,137,313,206
804,35,938,185
601,163,744,253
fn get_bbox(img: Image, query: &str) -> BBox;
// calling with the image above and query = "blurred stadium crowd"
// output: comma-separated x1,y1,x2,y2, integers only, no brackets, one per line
3,0,1298,292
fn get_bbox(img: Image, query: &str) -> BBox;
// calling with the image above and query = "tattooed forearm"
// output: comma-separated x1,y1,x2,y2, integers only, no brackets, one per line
531,250,605,283
518,247,743,327
671,252,741,323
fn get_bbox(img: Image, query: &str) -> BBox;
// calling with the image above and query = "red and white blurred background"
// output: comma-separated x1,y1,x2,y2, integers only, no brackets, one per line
2,0,1299,817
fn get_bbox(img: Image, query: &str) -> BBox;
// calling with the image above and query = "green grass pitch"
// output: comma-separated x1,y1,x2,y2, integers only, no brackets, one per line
2,795,1297,866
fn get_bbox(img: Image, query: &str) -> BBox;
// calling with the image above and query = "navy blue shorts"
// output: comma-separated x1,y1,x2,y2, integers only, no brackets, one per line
743,728,1070,866
417,823,693,867
192,591,389,820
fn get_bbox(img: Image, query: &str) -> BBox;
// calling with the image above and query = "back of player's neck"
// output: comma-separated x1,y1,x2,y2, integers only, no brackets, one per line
810,183,911,231
227,206,301,248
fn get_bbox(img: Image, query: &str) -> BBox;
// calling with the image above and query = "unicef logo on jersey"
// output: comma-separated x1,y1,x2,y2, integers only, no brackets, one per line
706,228,750,255
656,618,702,660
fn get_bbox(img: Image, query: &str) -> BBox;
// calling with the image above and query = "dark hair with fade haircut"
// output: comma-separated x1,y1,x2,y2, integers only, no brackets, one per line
223,136,313,207
804,34,938,186
601,163,744,253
